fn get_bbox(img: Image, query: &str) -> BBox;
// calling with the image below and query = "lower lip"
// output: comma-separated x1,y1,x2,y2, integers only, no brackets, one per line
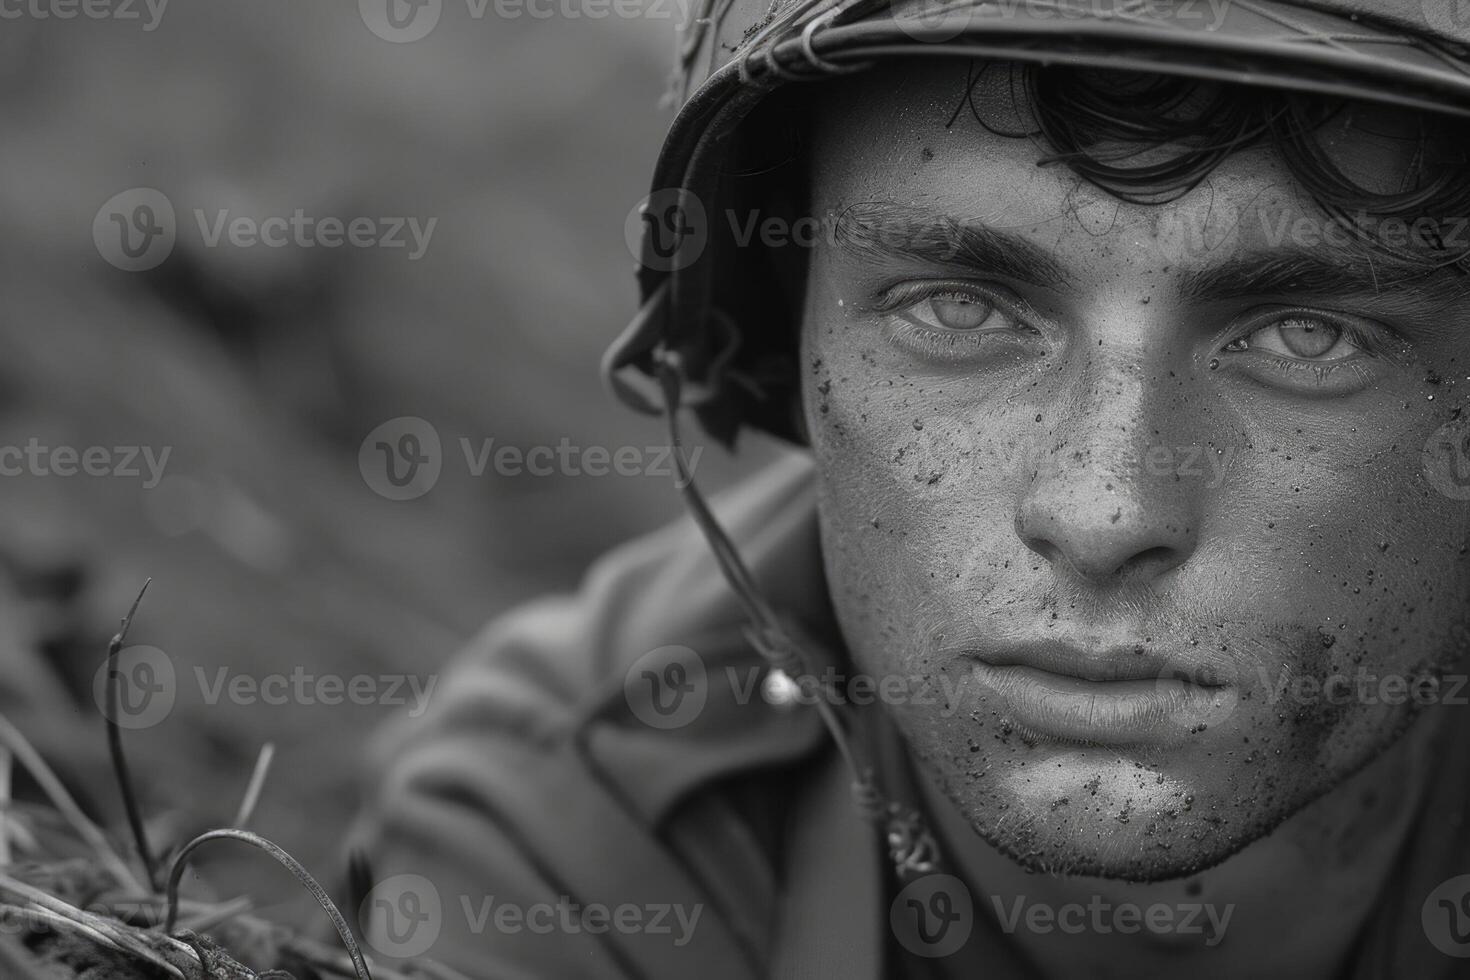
971,664,1231,746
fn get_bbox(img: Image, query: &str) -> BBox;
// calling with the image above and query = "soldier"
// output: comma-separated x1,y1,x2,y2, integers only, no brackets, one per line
352,2,1470,976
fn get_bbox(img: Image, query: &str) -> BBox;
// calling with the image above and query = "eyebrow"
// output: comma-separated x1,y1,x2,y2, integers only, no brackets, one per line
832,201,1470,315
1180,249,1470,311
832,202,1071,287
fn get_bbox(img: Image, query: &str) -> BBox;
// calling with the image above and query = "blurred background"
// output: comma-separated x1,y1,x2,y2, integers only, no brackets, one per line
0,0,777,923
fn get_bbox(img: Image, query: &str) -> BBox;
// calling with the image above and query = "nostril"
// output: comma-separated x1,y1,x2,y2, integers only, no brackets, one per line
1015,465,1201,584
1015,506,1196,582
1058,542,1190,583
1015,512,1060,566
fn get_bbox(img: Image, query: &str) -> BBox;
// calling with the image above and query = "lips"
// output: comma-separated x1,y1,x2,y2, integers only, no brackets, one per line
965,639,1237,746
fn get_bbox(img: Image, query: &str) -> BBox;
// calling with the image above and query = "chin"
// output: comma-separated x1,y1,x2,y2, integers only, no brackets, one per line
896,695,1435,883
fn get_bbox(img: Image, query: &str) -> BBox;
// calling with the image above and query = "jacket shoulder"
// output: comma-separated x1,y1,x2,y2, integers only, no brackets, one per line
351,452,836,979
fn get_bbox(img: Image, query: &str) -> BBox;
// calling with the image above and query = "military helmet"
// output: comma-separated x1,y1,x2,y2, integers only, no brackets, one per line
605,0,1470,443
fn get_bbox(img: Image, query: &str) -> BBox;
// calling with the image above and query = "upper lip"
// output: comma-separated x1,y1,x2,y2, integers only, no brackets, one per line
967,638,1229,687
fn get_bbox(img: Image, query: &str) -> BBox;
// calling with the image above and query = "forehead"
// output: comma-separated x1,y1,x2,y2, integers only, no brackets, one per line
805,61,1430,273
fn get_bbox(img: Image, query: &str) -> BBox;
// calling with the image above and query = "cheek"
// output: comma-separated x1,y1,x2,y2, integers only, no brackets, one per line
801,307,1037,671
803,306,1470,742
1211,396,1470,668
1239,421,1470,759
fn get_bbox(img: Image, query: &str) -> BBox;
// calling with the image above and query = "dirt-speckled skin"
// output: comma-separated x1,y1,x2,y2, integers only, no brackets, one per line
799,63,1470,977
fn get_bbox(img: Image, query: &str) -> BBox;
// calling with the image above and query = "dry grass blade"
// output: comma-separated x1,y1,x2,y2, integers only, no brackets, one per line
0,873,142,944
0,584,456,979
8,903,189,980
175,894,254,933
105,578,159,889
0,711,144,894
165,828,373,980
232,742,275,829
0,873,199,980
106,892,256,933
6,903,128,954
199,907,471,980
0,803,38,855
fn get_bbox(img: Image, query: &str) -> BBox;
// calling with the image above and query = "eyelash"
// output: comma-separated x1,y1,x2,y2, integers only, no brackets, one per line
871,280,1041,362
1219,309,1400,390
868,280,1404,392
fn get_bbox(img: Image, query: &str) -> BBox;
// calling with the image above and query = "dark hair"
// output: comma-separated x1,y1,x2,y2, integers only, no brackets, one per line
703,60,1470,443
957,60,1470,267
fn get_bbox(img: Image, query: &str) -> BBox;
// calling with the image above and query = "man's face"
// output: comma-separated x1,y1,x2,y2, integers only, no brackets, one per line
800,63,1470,880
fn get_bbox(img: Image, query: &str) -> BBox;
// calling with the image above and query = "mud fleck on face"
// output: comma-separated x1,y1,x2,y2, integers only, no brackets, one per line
798,62,1470,881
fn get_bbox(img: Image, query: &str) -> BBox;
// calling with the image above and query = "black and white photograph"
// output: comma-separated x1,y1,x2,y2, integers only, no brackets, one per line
2,0,1470,977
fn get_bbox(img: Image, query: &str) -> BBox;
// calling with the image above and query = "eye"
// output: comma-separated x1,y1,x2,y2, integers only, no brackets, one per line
1215,307,1405,396
903,290,1005,332
875,281,1042,364
1223,313,1362,362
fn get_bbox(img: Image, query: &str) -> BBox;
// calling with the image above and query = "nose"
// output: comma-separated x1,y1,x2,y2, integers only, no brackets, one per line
1014,359,1202,586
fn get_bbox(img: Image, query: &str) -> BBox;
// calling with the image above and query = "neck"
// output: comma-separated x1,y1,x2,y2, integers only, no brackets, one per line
910,712,1455,980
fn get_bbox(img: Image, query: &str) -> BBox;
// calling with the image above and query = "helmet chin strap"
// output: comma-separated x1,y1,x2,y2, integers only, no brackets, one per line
652,345,941,882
